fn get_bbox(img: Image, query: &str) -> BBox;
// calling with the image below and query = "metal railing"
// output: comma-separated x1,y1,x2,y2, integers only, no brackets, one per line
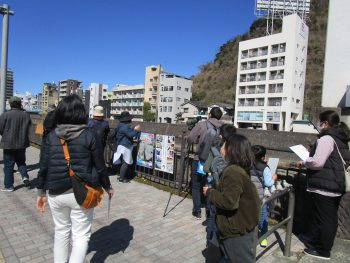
253,187,295,260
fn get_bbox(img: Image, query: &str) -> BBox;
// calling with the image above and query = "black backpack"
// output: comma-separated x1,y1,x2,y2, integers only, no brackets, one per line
88,120,108,148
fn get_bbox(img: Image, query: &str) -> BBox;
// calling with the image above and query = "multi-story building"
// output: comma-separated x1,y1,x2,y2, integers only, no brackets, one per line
0,68,14,100
179,101,208,123
88,83,108,117
234,14,308,131
144,65,162,113
82,89,90,114
157,72,192,124
58,79,83,101
111,84,145,121
37,93,42,111
41,82,58,111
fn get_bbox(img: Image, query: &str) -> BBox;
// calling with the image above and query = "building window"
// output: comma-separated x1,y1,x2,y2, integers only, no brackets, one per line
241,50,248,59
169,106,172,112
169,86,173,91
164,106,167,112
237,111,263,121
184,108,189,113
177,97,181,102
177,86,181,91
185,88,189,92
266,112,280,122
160,106,163,112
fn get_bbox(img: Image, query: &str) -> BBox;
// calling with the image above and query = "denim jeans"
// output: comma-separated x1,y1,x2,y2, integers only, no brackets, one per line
48,193,94,263
259,204,268,238
3,149,29,188
206,203,219,246
191,160,207,213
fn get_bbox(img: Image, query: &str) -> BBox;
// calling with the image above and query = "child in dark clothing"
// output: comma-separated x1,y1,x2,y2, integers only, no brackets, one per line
251,145,277,247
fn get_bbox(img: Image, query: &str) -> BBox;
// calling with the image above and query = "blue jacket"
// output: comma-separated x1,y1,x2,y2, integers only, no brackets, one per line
115,123,140,147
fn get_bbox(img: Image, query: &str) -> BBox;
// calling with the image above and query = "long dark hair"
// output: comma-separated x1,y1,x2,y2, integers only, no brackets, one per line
55,94,87,125
224,134,254,171
319,110,350,141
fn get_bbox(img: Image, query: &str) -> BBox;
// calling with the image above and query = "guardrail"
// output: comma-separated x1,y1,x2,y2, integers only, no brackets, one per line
253,187,295,260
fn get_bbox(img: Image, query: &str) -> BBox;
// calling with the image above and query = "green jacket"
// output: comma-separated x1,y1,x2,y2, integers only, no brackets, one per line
208,164,260,239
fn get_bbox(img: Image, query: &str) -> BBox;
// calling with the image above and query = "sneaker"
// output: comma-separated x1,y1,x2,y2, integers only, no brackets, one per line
1,187,14,192
276,181,284,191
118,179,130,183
192,211,201,220
303,248,330,260
23,179,31,188
260,239,267,248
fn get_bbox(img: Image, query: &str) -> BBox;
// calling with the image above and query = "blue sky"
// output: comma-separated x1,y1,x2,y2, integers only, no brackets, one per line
1,0,256,94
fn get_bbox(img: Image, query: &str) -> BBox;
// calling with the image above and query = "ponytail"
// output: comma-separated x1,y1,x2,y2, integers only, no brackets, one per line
337,122,350,142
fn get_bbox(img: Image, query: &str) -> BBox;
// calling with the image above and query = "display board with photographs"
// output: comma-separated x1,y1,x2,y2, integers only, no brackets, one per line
155,134,175,174
136,132,155,169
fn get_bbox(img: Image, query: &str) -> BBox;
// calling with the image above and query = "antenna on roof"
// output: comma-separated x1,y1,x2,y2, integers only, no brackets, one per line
255,0,311,35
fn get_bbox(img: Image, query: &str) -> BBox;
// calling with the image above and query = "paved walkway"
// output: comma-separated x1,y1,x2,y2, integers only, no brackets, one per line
0,147,349,262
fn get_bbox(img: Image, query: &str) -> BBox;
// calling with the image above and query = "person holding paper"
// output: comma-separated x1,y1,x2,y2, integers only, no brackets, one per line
297,110,350,260
251,145,277,248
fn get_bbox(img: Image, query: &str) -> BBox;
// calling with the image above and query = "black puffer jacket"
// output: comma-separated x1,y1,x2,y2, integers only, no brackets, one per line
307,128,350,194
37,125,111,195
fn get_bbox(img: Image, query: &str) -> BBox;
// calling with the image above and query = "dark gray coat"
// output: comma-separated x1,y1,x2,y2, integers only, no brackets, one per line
0,108,31,149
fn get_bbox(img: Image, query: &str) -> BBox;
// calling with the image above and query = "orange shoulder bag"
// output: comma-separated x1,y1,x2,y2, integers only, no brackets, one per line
61,139,104,208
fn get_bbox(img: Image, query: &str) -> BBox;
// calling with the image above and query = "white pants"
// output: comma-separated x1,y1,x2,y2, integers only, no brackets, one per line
48,193,94,263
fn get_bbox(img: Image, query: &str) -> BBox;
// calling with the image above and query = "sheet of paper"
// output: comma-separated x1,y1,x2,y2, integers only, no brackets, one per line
267,158,279,175
290,144,309,161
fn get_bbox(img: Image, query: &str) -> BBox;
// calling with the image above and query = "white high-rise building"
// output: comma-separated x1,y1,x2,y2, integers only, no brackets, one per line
234,14,309,131
111,84,145,121
158,72,192,124
88,83,108,117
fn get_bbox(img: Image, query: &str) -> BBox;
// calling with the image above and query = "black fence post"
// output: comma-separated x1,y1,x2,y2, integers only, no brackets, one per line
177,131,187,193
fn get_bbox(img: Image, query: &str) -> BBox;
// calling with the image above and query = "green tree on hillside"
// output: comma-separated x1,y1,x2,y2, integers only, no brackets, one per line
143,102,155,122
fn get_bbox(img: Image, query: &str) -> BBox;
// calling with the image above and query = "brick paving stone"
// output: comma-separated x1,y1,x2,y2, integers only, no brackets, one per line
1,146,350,262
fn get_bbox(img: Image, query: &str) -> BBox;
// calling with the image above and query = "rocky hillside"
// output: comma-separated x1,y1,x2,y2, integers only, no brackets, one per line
192,0,329,117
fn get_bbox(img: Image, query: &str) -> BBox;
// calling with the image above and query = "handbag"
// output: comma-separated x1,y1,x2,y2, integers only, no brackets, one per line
60,139,104,208
333,140,350,192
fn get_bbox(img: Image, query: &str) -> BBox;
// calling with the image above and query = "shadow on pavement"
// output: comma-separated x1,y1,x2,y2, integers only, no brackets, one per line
202,243,222,263
26,163,40,172
88,218,134,262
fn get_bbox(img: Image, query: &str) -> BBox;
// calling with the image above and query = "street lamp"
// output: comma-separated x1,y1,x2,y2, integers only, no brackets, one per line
0,4,14,115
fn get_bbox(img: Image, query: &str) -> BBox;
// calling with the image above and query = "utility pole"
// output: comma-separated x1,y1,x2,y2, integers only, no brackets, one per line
0,4,14,115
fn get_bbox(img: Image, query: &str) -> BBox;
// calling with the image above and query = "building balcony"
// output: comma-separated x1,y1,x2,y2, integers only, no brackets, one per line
258,63,267,68
268,102,282,107
246,77,256,82
259,50,268,56
247,64,257,70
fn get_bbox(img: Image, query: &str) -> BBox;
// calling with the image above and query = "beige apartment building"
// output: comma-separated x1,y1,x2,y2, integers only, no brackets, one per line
41,82,58,110
144,65,162,113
